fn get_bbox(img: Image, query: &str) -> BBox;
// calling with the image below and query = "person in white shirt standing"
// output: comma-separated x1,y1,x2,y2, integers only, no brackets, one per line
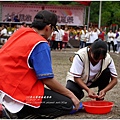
113,29,119,53
116,28,120,54
93,27,100,40
85,27,92,46
85,27,100,46
54,25,64,51
80,26,87,48
107,29,115,52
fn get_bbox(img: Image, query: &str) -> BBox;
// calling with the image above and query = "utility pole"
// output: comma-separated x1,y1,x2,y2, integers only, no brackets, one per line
98,1,102,29
84,6,86,26
87,6,90,29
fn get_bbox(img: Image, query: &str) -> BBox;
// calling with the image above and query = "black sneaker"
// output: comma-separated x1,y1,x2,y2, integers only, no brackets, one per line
96,98,104,101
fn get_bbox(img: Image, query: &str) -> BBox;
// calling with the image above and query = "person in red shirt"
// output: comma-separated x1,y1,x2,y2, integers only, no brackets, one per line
50,31,56,50
62,27,69,49
98,28,105,41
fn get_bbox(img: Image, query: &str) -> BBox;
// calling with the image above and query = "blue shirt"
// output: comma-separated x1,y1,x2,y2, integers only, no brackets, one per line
29,42,54,80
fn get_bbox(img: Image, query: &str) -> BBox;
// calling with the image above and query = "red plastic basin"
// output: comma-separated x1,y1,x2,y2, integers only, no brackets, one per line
82,100,114,114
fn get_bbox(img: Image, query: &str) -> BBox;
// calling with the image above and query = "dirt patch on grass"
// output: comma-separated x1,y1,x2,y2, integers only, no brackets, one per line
51,48,120,119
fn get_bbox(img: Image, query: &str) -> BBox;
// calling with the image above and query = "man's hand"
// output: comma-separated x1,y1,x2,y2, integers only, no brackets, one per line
42,78,80,111
70,92,80,111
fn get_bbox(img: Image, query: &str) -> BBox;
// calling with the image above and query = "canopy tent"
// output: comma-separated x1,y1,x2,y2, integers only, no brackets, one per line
75,1,91,6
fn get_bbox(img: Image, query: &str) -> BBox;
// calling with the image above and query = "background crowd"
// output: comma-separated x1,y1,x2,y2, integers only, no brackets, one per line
0,22,28,45
49,25,120,54
0,23,120,54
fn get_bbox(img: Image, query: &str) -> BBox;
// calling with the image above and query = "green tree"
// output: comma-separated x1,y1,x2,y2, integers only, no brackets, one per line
101,11,111,26
89,1,120,27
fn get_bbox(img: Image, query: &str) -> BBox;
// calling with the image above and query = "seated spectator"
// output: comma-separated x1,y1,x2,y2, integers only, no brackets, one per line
21,22,27,27
0,24,8,44
7,23,15,36
14,15,20,22
13,25,20,33
7,17,12,22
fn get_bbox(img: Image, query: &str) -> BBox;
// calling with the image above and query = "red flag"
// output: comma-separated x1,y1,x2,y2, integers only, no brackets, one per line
75,1,91,6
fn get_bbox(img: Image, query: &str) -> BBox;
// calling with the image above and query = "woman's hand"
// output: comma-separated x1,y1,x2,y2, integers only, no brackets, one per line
97,90,106,99
87,89,98,99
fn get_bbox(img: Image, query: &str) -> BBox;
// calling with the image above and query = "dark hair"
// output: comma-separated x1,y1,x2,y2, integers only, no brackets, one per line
22,22,25,25
31,21,47,30
31,10,58,31
31,14,48,30
90,39,107,60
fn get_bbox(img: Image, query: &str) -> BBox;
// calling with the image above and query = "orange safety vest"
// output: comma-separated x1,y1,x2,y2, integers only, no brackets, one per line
0,27,48,108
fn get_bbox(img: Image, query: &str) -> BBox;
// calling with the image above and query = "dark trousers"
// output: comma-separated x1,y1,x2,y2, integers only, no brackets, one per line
66,68,111,100
50,40,56,50
62,42,68,49
16,88,73,119
114,44,117,52
107,41,114,52
54,41,62,50
86,43,92,47
80,41,86,48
